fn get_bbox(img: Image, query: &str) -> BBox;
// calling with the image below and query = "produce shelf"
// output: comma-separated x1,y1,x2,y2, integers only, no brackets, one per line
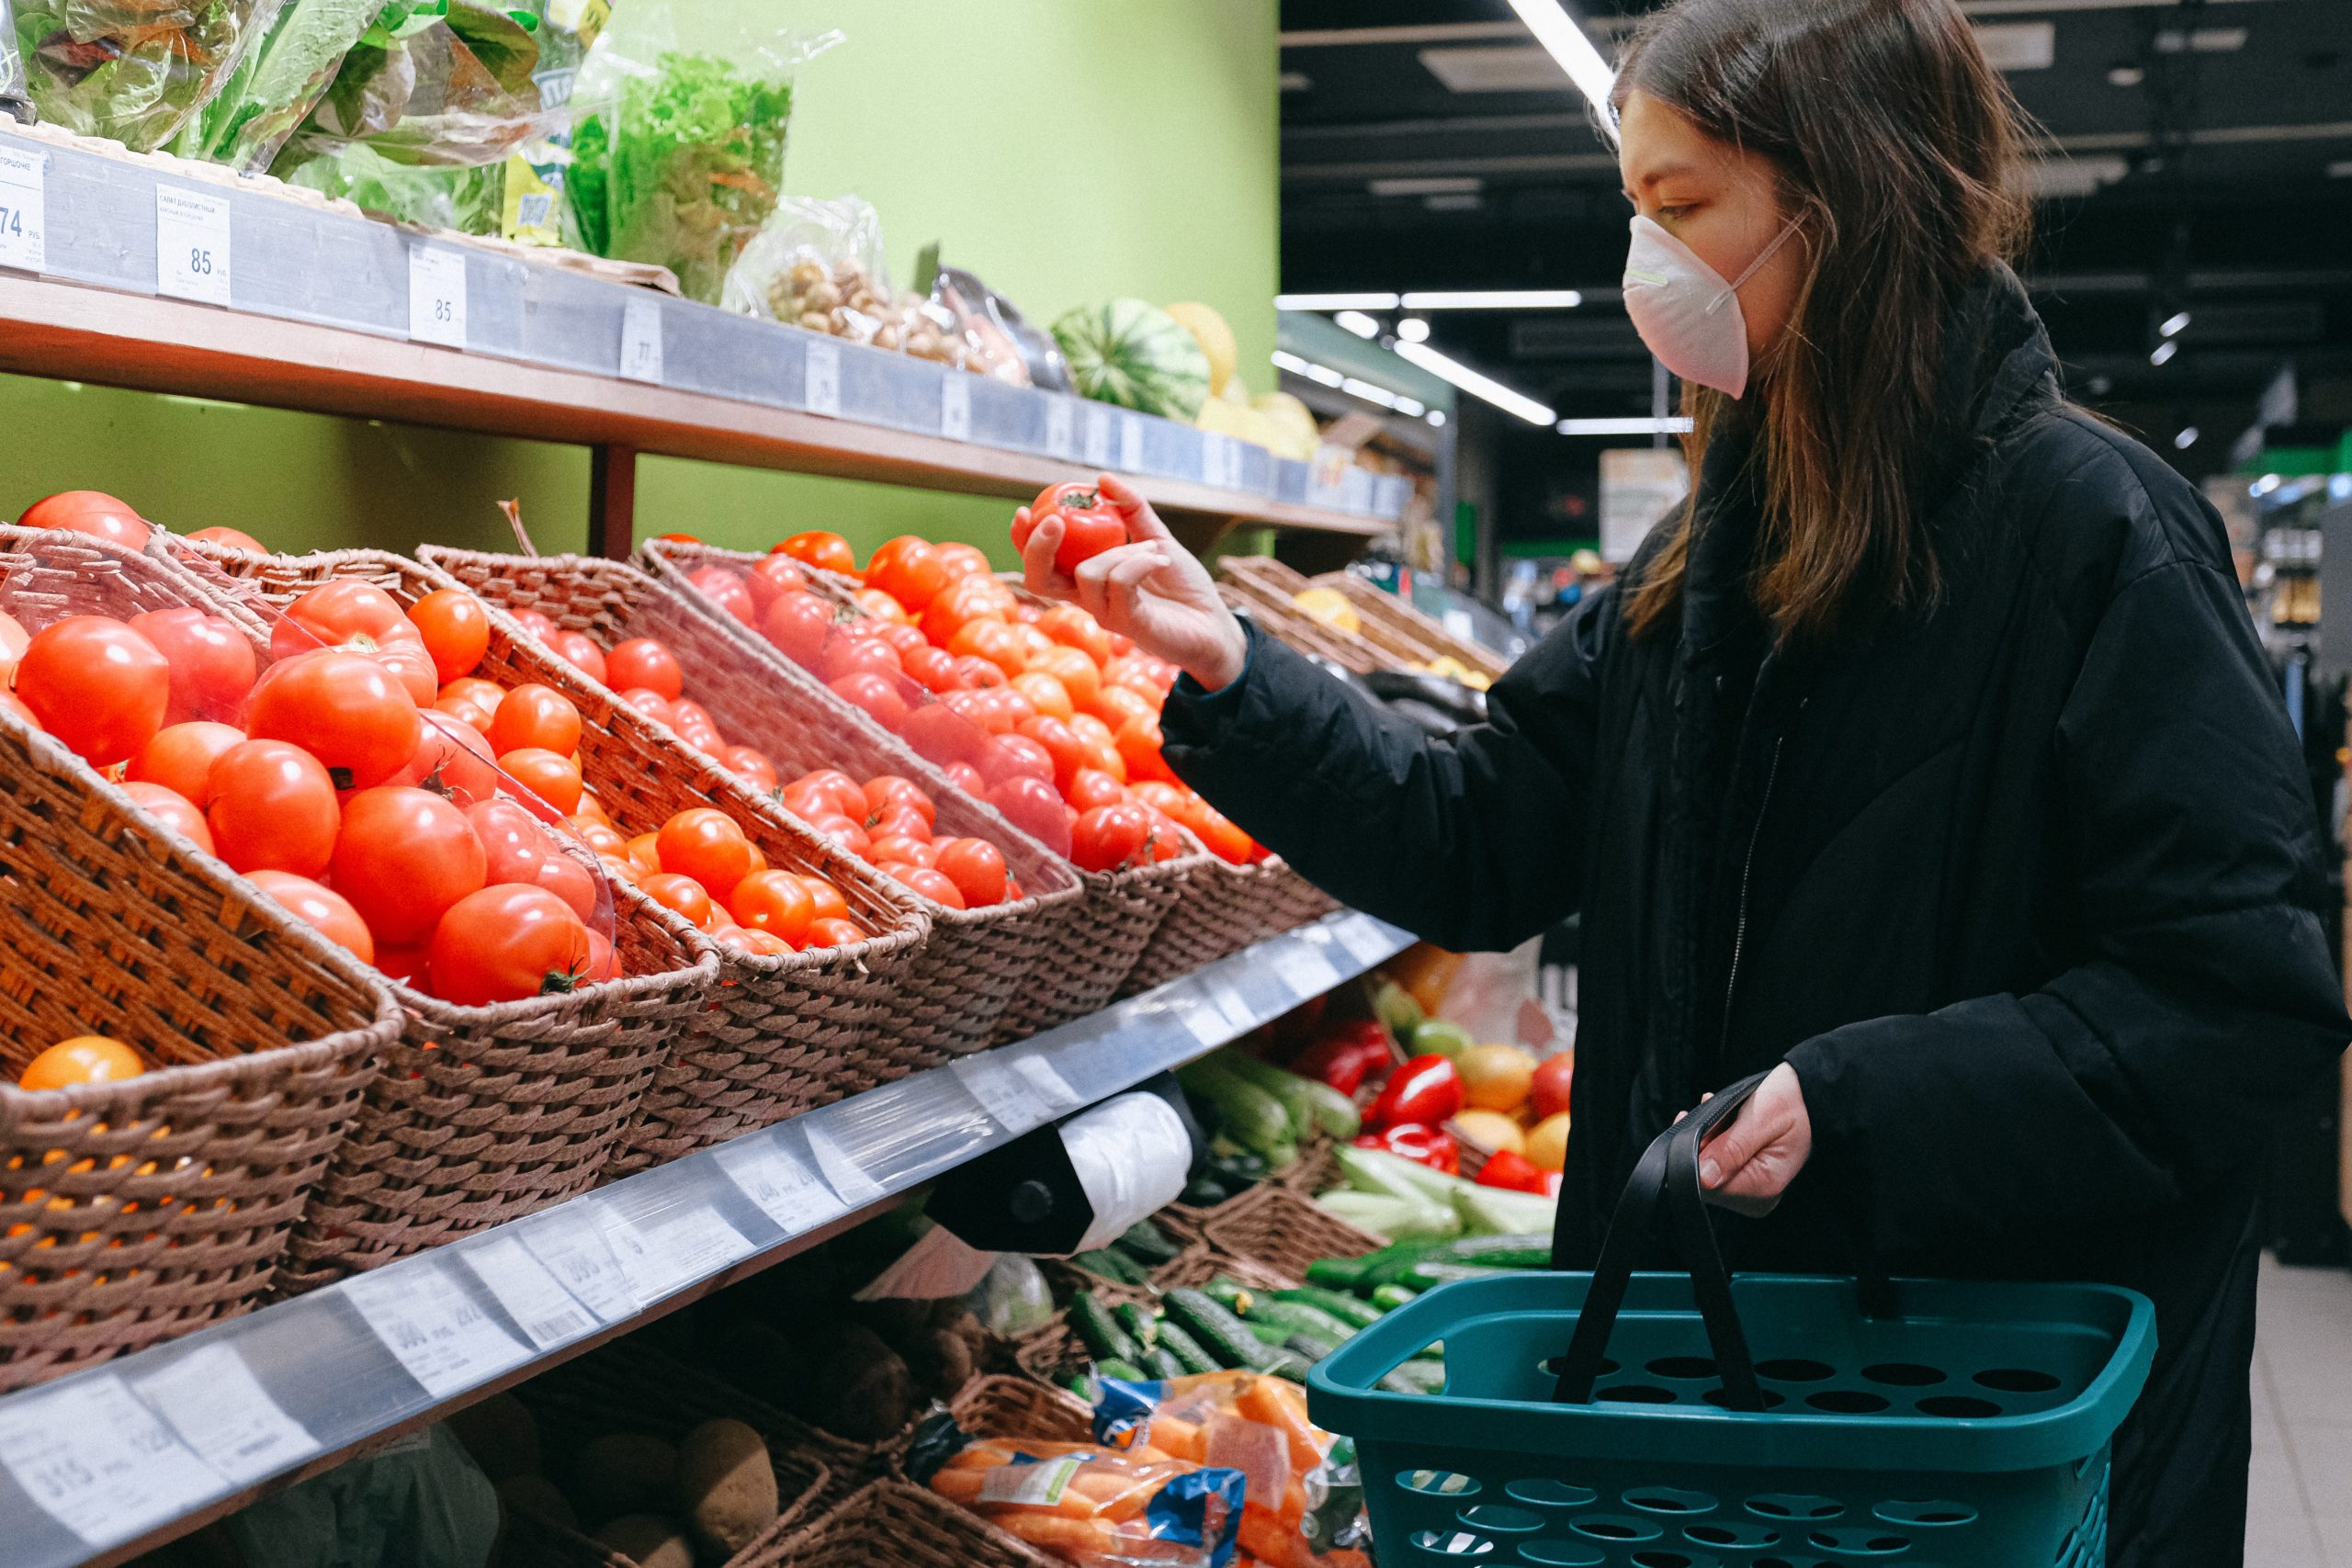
0,127,1407,554
0,908,1409,1568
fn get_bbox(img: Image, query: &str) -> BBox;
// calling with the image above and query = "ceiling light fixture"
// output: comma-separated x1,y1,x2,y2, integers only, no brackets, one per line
1272,349,1346,389
1275,292,1403,312
1340,376,1402,409
2251,474,2281,497
2107,64,2145,87
2174,427,2199,450
1400,289,1584,310
1397,318,1431,343
1394,340,1555,425
1333,310,1384,339
1395,395,1428,417
1504,0,1619,130
1273,349,1427,419
2160,310,2192,337
1556,417,1696,436
1429,411,1448,427
2150,340,2179,367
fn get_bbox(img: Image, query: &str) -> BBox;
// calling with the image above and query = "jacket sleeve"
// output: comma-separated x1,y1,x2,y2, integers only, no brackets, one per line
1158,589,1614,953
1786,556,2351,1255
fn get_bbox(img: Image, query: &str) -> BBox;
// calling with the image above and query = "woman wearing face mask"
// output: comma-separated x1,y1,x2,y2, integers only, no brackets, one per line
1020,3,2344,1561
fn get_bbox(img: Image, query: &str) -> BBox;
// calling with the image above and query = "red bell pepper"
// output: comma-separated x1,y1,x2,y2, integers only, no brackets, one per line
1365,1053,1463,1130
1288,1021,1394,1099
1475,1149,1561,1197
1353,1122,1460,1176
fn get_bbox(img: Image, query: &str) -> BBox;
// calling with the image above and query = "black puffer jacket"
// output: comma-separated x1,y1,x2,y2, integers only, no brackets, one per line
1162,267,2348,1566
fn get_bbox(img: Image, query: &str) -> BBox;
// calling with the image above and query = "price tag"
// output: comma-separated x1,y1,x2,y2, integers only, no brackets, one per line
1179,993,1234,1048
1082,406,1113,468
1200,971,1255,1035
1225,436,1251,490
804,338,842,417
717,1135,848,1235
804,1121,887,1207
518,1206,641,1320
941,374,972,442
1013,1054,1082,1113
155,186,232,306
619,296,664,384
461,1235,598,1350
407,245,469,348
1119,415,1145,475
1336,915,1397,967
600,1201,752,1305
0,1375,225,1548
1046,396,1078,460
1309,444,1353,496
342,1260,531,1400
0,146,48,275
1201,434,1233,490
953,1053,1048,1134
1273,940,1342,996
130,1344,318,1488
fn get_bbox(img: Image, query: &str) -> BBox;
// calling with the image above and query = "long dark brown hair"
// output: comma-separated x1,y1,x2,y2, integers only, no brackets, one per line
1614,0,2033,645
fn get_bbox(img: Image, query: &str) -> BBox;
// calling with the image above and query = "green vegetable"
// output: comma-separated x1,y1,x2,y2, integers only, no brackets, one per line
1114,1303,1160,1354
1272,1288,1383,1331
1068,1292,1140,1367
1072,1248,1149,1287
1216,1049,1360,1141
1052,299,1213,423
1180,1176,1235,1208
1336,1145,1473,1209
1115,1219,1182,1267
1243,1298,1359,1346
1261,1348,1312,1383
1317,1190,1458,1242
1163,1289,1278,1374
1379,1360,1447,1396
1201,1276,1256,1316
1371,978,1424,1037
1423,1234,1555,1268
1399,1262,1517,1292
1306,1255,1375,1292
1244,1320,1295,1348
1369,1284,1420,1313
1408,1019,1475,1061
17,0,273,152
1454,1183,1558,1238
1153,1318,1220,1377
1059,1370,1101,1401
1176,1057,1295,1166
1095,1358,1148,1384
1146,1347,1187,1381
177,0,387,171
1283,1333,1337,1364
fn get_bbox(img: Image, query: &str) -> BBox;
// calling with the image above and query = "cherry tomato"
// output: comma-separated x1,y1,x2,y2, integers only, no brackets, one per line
606,638,682,702
922,576,1017,645
125,607,257,727
1018,482,1128,575
248,649,422,791
946,618,1023,679
1038,604,1114,667
406,589,491,682
334,786,488,945
248,870,374,964
711,925,795,958
657,807,752,899
727,870,814,947
807,813,872,860
550,630,607,684
1072,802,1154,873
933,542,993,584
762,592,837,669
668,698,723,751
429,885,594,1006
1012,671,1073,722
1011,624,1057,670
499,748,584,815
17,490,152,549
1029,646,1103,711
1066,768,1128,814
865,806,933,847
187,525,265,554
130,721,243,805
723,746,779,794
776,531,856,576
572,819,630,858
854,589,913,625
275,580,423,660
1015,715,1091,792
868,834,935,868
789,769,866,819
864,536,948,611
807,916,872,948
1090,682,1159,733
819,634,902,685
15,616,171,768
625,831,663,874
904,646,964,694
616,687,675,728
933,837,1008,908
954,655,1009,691
893,864,967,909
487,683,582,759
119,781,214,854
687,567,756,626
988,774,1072,850
638,871,718,931
794,874,851,925
439,677,505,720
207,739,340,876
745,557,807,615
830,672,909,732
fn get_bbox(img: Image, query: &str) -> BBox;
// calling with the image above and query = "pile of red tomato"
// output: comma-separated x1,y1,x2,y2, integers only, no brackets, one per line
775,768,1024,913
679,526,1262,876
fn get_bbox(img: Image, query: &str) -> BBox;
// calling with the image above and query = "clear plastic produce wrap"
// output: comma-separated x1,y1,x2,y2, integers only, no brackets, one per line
723,194,897,345
920,246,1073,391
566,5,840,302
176,0,397,173
0,0,30,123
13,0,277,151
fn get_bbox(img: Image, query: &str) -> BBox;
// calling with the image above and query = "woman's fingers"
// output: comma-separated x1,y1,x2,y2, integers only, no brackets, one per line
1097,473,1179,547
1099,547,1166,624
1072,541,1159,625
1021,514,1070,598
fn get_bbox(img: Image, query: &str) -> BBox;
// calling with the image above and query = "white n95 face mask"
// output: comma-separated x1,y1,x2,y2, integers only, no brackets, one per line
1623,214,1803,400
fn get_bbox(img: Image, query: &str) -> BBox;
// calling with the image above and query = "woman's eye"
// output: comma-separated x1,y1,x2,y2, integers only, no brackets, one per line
1656,204,1696,220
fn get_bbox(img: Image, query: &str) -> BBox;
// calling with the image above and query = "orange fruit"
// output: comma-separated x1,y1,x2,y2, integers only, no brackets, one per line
19,1037,146,1091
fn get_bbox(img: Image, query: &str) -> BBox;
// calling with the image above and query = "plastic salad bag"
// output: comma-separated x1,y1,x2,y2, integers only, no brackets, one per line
176,0,392,173
0,0,30,123
566,5,841,302
919,245,1075,392
13,0,276,150
721,194,966,364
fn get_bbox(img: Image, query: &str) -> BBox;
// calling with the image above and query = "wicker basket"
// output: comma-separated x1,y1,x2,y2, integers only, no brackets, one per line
643,538,1191,1043
1117,856,1338,998
501,1342,838,1567
426,545,1085,1062
943,1373,1092,1444
0,703,399,1392
1312,572,1511,683
1148,1247,1297,1296
1199,1184,1388,1282
762,1479,1052,1568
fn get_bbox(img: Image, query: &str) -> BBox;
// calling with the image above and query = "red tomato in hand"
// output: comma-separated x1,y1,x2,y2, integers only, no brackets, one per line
406,589,491,682
130,720,245,804
207,739,340,876
275,580,423,660
429,885,594,1005
727,870,815,947
657,807,753,899
15,615,171,768
334,785,489,945
1071,802,1154,873
776,531,856,576
550,629,607,684
1019,483,1128,575
488,684,582,759
933,837,1008,908
119,781,214,854
248,870,374,964
248,649,422,791
127,607,258,726
687,567,756,626
18,490,152,548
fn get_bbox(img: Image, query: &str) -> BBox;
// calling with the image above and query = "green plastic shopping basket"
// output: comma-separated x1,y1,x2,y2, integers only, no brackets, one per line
1308,1071,2156,1568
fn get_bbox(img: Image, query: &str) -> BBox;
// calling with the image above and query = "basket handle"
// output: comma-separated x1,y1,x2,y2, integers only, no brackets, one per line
1550,1069,1772,1411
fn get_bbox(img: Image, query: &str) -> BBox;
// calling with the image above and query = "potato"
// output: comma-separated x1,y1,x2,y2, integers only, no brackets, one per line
495,1472,576,1531
794,1323,913,1441
569,1432,677,1526
446,1393,539,1483
595,1513,695,1568
674,1418,778,1559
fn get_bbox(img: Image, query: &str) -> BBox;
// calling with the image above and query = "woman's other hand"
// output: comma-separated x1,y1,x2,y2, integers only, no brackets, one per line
1696,1062,1813,1216
1016,473,1250,691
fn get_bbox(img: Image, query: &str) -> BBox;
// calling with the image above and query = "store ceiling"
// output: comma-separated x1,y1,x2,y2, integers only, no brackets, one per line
1278,0,2352,477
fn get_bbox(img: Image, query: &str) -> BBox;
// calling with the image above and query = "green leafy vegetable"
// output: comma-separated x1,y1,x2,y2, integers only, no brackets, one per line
16,0,273,151
176,0,388,172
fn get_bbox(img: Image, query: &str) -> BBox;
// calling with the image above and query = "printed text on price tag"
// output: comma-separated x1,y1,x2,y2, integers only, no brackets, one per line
0,1374,225,1549
601,1201,752,1304
0,146,49,275
805,1121,887,1207
462,1235,599,1350
130,1344,318,1488
953,1054,1049,1134
620,297,664,384
408,246,469,348
155,186,231,306
718,1135,848,1235
518,1206,641,1319
1046,397,1077,460
344,1260,531,1400
804,339,842,417
941,374,972,442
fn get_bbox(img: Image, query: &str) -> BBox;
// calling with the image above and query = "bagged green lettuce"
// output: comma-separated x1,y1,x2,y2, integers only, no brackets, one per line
14,0,276,150
175,0,389,172
0,0,30,123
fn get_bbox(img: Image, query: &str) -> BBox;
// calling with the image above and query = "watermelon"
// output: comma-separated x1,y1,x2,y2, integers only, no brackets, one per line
1052,299,1213,422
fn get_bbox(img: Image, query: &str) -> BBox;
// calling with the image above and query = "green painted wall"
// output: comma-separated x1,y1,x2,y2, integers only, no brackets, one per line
0,0,1279,565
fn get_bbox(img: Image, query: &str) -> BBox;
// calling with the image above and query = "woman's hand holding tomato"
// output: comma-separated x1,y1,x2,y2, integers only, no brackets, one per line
1016,474,1248,693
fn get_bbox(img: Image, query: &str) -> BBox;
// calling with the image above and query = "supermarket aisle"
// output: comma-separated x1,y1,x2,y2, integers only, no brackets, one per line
2251,1255,2352,1563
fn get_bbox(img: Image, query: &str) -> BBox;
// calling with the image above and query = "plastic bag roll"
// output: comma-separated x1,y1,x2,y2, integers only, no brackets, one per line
1065,1091,1193,1254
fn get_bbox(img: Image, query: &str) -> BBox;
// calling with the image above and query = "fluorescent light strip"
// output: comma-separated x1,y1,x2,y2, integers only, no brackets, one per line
1395,341,1555,426
1400,289,1583,310
1275,292,1402,311
1274,350,1428,419
2161,310,2192,337
1505,0,1618,128
1556,417,1695,436
1333,310,1384,339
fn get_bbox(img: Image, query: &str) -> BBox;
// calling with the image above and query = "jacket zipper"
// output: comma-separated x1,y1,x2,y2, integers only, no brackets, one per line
1719,734,1784,1053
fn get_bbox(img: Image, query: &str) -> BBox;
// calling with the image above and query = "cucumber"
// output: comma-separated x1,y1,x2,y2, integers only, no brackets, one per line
1245,1319,1295,1347
1146,1347,1187,1381
1176,1058,1295,1163
1060,1371,1101,1400
1096,1358,1148,1383
1215,1049,1361,1140
1073,1247,1151,1286
1353,1239,1460,1292
1154,1318,1220,1376
1306,1255,1374,1292
1283,1333,1338,1363
1201,1275,1256,1316
1181,1176,1234,1207
1164,1288,1280,1374
1116,1218,1183,1265
1399,1262,1517,1292
1370,1283,1419,1313
1243,1298,1359,1345
1069,1291,1141,1366
1262,1348,1312,1383
1114,1303,1160,1353
1424,1234,1555,1269
1379,1360,1446,1396
1272,1287,1384,1330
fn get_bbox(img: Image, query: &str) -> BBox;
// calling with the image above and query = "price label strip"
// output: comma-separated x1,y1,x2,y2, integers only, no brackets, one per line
1119,415,1146,475
518,1206,642,1320
952,1054,1049,1135
1012,1054,1082,1114
804,339,842,417
941,374,973,442
599,1201,752,1305
0,145,48,275
1273,938,1343,996
407,245,469,348
461,1235,600,1351
342,1260,532,1401
1179,990,1237,1048
717,1134,848,1235
1082,406,1113,468
0,1374,226,1550
804,1120,887,1208
129,1344,318,1489
155,186,231,307
619,296,664,384
1336,914,1399,967
1046,396,1078,461
1200,434,1231,490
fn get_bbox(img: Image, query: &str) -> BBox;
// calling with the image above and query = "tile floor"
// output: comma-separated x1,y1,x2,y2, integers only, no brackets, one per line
2252,1255,2352,1564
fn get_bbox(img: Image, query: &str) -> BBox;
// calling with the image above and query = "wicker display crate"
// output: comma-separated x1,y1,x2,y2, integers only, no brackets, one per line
0,542,401,1387
1199,1183,1388,1282
763,1479,1052,1568
1148,1247,1297,1297
424,545,1086,1063
941,1373,1092,1445
500,1342,840,1567
1116,855,1338,998
1312,571,1510,683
